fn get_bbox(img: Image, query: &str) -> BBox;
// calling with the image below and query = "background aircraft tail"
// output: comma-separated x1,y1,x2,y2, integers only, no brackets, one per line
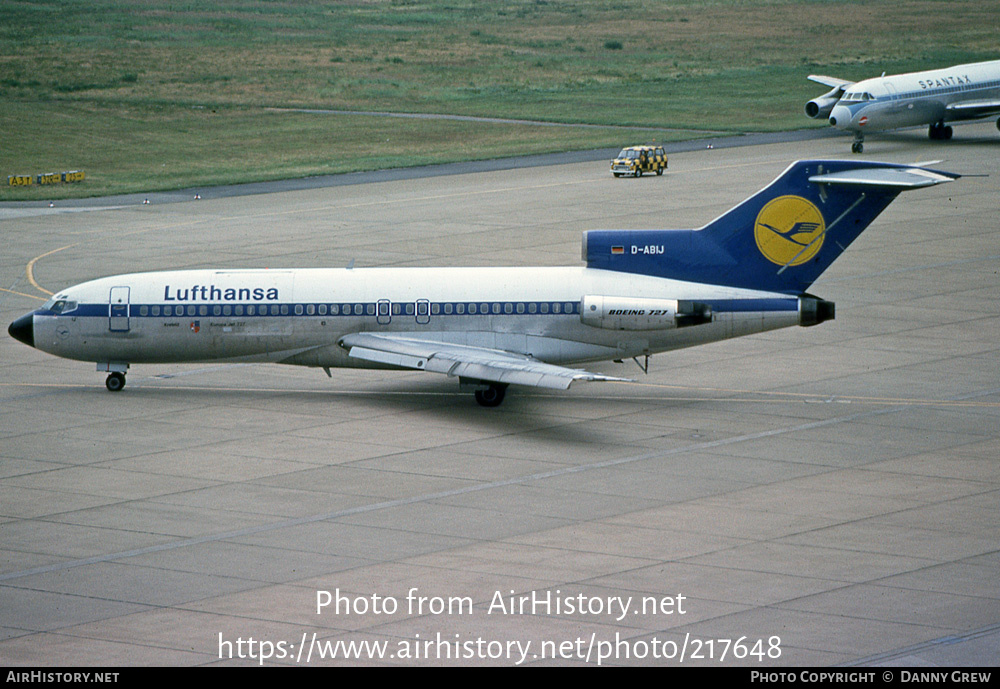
583,160,958,294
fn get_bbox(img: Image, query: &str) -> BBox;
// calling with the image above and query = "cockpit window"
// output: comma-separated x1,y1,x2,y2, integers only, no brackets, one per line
44,298,78,314
842,91,874,102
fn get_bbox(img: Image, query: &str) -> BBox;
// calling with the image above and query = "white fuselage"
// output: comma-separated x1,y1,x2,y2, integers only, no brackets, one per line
829,59,1000,133
32,266,804,370
9,159,954,404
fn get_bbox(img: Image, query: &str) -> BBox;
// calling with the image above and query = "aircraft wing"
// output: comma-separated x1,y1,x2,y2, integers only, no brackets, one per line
946,98,1000,118
338,332,632,390
807,75,854,90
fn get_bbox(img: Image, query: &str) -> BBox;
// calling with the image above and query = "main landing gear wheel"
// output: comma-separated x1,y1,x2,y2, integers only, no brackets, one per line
105,372,126,392
929,122,953,140
474,384,507,407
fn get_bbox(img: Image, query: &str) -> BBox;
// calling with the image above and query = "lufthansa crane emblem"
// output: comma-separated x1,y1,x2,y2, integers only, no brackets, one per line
754,195,826,267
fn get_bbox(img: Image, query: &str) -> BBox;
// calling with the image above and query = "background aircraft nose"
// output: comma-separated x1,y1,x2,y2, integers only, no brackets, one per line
829,105,850,129
8,313,34,348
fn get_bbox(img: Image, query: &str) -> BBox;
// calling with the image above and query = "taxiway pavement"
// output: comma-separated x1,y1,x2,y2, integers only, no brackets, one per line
1,123,998,666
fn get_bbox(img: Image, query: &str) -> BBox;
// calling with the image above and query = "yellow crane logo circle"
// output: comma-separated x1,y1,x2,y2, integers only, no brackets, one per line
754,196,826,266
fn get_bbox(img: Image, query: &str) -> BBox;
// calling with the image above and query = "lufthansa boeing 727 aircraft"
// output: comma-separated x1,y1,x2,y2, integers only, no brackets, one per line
8,160,958,406
805,59,1000,153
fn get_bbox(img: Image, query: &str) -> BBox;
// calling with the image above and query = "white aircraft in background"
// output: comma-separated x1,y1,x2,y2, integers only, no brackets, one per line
9,160,958,406
805,59,1000,153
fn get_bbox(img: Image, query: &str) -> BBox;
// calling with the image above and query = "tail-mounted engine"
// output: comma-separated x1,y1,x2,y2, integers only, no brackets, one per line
580,296,712,331
804,88,843,119
799,296,835,326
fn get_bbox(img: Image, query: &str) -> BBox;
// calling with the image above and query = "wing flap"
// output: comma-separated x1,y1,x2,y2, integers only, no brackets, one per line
447,361,567,390
340,332,631,390
347,345,438,371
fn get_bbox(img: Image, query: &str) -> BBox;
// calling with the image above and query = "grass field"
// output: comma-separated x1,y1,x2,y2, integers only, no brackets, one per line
2,0,997,199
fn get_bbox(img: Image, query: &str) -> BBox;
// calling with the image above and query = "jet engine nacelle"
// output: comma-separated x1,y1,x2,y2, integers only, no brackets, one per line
799,296,836,327
580,295,712,331
805,93,841,119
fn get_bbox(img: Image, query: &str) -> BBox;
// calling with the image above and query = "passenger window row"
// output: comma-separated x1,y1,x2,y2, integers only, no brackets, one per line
133,301,580,317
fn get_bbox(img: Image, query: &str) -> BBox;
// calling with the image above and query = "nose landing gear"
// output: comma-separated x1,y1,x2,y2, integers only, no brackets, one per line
99,363,129,392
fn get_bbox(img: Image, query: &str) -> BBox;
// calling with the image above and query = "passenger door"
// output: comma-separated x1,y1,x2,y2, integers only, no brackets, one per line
416,299,430,325
109,286,130,332
377,299,391,325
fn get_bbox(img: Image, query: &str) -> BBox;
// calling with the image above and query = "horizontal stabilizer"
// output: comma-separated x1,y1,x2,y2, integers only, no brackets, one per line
340,332,631,390
808,166,959,189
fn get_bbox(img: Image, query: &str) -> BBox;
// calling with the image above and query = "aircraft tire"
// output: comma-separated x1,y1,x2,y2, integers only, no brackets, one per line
929,123,953,141
106,372,126,392
996,117,1000,131
474,384,507,407
851,142,863,154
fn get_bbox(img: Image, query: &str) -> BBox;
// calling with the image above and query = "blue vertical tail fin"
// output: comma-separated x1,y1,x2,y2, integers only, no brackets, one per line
584,160,958,294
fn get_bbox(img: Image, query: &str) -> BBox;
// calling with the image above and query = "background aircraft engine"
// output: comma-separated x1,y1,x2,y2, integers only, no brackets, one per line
805,92,841,119
580,296,712,331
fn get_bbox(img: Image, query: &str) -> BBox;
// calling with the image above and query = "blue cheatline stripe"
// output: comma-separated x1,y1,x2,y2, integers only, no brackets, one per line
38,297,798,321
39,300,584,320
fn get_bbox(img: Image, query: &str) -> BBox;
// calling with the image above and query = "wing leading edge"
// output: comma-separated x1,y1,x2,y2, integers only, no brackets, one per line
339,332,631,390
807,75,854,90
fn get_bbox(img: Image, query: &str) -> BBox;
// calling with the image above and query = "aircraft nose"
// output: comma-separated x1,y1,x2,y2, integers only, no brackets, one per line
8,313,35,348
829,105,849,129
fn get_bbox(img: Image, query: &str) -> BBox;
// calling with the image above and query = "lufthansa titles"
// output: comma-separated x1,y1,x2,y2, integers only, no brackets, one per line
163,285,279,302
